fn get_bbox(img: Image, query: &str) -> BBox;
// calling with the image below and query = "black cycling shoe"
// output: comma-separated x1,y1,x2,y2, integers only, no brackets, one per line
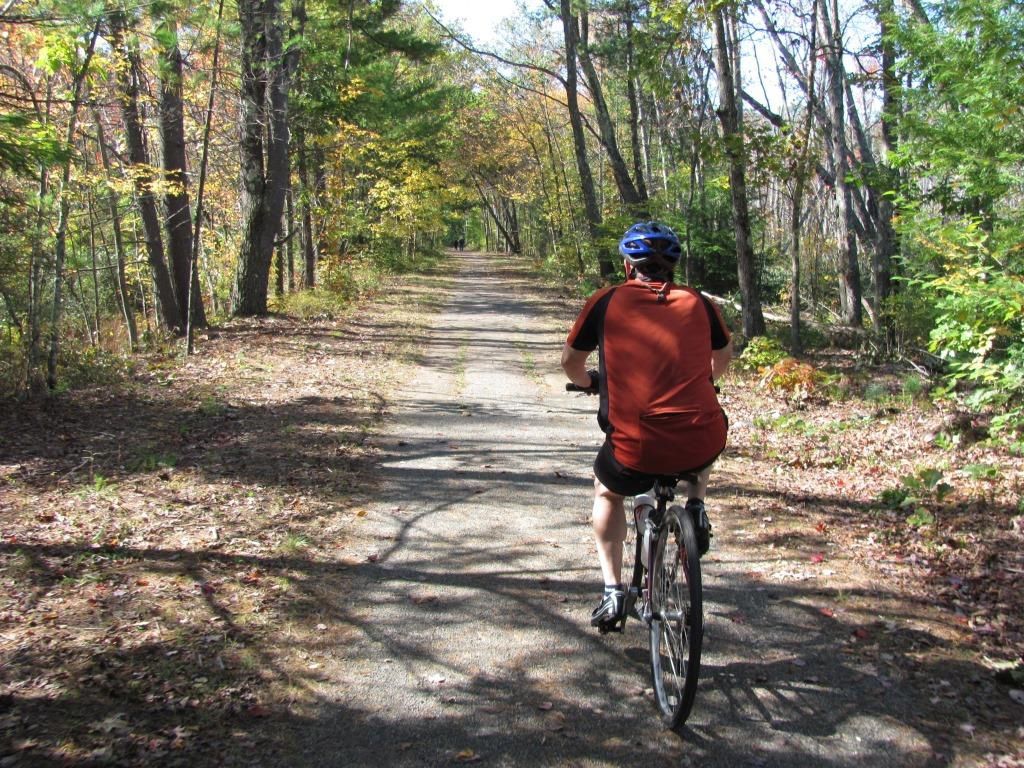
590,588,625,632
686,499,712,556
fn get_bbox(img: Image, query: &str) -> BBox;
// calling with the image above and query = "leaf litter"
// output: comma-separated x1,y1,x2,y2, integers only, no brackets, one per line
0,274,446,766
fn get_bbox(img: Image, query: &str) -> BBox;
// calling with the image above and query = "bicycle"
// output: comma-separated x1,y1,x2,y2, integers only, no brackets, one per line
567,381,704,729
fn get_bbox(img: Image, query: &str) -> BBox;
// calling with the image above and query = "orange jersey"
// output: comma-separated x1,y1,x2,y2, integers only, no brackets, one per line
567,280,729,474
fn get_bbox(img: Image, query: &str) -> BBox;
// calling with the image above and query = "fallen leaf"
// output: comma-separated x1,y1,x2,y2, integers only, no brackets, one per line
93,713,129,734
455,748,480,762
545,711,567,732
411,595,438,605
852,628,870,640
355,509,368,518
810,553,825,564
818,607,835,618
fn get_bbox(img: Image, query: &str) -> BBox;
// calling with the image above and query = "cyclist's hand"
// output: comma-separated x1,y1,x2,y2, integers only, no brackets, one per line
565,369,599,395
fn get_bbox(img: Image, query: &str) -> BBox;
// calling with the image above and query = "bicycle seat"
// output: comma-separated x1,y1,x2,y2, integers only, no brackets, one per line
654,472,699,487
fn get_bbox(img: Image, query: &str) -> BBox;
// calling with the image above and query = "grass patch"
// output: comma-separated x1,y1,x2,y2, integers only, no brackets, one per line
278,533,310,555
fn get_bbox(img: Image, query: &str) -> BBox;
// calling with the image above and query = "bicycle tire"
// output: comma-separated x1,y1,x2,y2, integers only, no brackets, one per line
648,505,703,728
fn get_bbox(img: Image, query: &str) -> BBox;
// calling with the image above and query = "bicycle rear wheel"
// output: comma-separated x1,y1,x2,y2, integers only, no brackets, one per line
648,505,703,728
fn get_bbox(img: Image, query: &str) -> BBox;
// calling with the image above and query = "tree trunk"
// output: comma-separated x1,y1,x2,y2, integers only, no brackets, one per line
713,5,765,338
159,18,207,329
285,187,295,292
46,21,101,390
876,0,899,336
623,4,648,204
576,7,646,216
790,0,819,355
111,12,180,332
28,78,52,393
294,121,318,289
474,180,520,254
557,0,608,276
94,112,138,351
234,0,303,316
820,0,862,326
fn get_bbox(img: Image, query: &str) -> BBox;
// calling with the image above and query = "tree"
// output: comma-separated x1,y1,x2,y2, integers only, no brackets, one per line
109,10,181,332
156,9,207,327
234,0,304,316
712,2,765,337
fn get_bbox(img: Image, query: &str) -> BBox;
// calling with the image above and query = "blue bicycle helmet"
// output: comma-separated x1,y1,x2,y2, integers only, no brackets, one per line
618,221,682,275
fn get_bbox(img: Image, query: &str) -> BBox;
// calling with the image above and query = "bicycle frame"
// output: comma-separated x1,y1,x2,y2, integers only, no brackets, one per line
626,474,693,626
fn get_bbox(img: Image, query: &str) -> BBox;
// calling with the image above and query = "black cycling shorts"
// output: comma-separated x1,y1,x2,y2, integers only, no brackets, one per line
593,439,722,497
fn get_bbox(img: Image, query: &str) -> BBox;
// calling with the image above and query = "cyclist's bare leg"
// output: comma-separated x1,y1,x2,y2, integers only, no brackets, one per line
592,476,626,585
683,465,713,502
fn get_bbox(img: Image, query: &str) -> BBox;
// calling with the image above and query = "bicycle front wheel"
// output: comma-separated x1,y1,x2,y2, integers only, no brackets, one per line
648,505,703,728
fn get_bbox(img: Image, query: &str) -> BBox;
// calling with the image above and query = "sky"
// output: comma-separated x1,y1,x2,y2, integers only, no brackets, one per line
430,0,527,45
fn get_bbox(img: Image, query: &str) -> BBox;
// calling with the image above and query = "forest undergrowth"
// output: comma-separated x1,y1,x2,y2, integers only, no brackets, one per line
0,262,1022,766
719,347,1024,765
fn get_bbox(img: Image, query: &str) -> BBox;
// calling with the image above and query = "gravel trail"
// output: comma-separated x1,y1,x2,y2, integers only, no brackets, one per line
292,252,950,767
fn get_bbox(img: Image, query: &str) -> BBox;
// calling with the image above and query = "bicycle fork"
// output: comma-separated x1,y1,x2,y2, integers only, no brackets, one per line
633,507,662,625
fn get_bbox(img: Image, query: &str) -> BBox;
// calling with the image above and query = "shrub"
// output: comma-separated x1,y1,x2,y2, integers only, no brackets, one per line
759,357,826,400
737,336,787,372
275,289,351,321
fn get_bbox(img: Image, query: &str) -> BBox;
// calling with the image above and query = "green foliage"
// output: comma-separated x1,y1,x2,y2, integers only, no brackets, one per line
278,532,310,555
56,342,135,393
931,431,961,451
863,382,890,403
963,463,999,480
905,507,935,529
879,466,954,531
128,451,178,472
892,0,1024,215
736,336,787,372
901,374,927,400
890,0,1024,434
91,474,113,493
0,113,69,174
899,218,1024,434
275,288,352,321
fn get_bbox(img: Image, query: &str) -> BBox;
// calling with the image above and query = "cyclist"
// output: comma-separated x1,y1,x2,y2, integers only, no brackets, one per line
561,221,733,631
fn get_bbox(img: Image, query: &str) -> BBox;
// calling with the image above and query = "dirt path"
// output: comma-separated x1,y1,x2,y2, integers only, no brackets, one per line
2,252,1020,767
272,252,1020,767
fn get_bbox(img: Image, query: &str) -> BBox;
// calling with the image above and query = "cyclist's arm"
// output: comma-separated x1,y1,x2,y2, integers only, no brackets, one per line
561,343,595,389
711,337,733,382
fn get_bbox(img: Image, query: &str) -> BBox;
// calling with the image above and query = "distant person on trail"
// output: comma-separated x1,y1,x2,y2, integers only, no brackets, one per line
457,237,465,251
560,221,733,631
